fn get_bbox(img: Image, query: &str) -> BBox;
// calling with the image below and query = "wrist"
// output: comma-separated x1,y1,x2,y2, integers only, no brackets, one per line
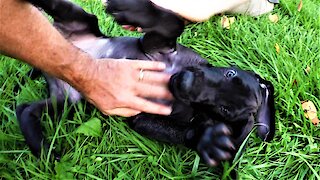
58,48,95,94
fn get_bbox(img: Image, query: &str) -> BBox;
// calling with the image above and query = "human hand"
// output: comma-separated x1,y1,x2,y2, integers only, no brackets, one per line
75,58,172,117
122,25,143,32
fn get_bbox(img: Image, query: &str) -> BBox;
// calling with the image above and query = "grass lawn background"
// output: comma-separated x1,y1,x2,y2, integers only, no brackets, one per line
0,0,319,179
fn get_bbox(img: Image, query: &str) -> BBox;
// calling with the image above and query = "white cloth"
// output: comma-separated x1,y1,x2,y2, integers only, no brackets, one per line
228,0,276,16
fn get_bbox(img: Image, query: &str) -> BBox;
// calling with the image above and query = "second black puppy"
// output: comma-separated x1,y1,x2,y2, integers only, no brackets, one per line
17,0,275,166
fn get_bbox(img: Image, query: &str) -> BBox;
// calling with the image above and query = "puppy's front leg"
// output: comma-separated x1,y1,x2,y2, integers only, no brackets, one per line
106,0,184,53
184,118,236,166
128,113,235,166
127,113,189,144
106,0,184,39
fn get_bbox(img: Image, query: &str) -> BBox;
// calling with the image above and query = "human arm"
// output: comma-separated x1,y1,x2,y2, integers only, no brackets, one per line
0,0,172,117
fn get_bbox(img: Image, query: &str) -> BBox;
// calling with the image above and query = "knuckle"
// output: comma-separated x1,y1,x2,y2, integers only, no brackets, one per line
162,74,171,81
162,90,173,99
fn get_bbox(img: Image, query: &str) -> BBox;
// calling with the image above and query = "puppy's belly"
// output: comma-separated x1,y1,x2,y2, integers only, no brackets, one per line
66,37,153,103
68,37,204,106
73,38,112,59
51,38,108,103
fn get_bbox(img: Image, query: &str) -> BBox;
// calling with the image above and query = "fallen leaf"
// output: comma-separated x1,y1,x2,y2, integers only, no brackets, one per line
229,17,235,25
275,43,280,54
269,14,279,23
221,16,235,29
292,79,298,86
305,66,311,74
298,0,303,12
75,117,102,137
301,100,319,126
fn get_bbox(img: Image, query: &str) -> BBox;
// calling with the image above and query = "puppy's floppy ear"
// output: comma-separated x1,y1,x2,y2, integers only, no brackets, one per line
256,78,275,142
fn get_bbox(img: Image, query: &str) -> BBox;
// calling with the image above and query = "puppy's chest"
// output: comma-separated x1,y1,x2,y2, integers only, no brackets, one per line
72,37,206,76
73,38,112,58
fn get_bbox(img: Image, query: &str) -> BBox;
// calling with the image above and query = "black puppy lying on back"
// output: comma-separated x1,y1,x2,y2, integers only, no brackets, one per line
17,0,275,166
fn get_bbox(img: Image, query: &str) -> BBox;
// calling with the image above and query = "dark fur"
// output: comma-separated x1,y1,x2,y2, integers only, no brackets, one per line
16,0,275,166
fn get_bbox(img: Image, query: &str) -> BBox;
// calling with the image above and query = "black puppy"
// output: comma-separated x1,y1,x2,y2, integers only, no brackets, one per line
17,0,275,166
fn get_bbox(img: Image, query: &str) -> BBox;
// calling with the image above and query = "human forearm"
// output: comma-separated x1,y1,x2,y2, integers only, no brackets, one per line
0,0,91,87
0,0,172,116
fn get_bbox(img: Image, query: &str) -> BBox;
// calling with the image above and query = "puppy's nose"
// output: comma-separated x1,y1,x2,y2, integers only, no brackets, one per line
180,71,194,92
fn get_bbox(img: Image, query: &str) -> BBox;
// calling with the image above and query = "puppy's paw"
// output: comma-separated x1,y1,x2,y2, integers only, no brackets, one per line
106,0,156,27
187,123,235,166
105,0,184,39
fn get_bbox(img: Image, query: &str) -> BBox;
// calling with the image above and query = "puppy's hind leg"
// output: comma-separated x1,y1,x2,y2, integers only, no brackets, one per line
26,0,103,38
16,98,65,160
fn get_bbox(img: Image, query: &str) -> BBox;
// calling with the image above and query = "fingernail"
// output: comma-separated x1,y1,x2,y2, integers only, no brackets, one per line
137,27,143,32
157,62,166,69
162,107,172,115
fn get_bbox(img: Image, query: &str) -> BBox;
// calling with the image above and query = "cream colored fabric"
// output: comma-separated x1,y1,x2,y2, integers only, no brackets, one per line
228,0,275,16
150,0,276,21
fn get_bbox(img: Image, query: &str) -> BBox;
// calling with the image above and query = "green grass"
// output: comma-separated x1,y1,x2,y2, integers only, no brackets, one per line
1,0,319,179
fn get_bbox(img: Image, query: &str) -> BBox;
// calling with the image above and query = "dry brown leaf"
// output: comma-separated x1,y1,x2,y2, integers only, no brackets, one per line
269,14,279,23
292,79,298,86
301,100,319,126
305,66,311,74
275,43,280,54
221,16,235,29
298,0,303,12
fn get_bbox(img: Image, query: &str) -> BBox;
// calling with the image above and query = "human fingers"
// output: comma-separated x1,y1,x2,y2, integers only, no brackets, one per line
122,25,136,31
129,60,167,71
136,27,143,32
135,83,173,100
87,98,142,117
105,108,141,117
128,97,172,115
122,25,143,32
138,70,171,84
